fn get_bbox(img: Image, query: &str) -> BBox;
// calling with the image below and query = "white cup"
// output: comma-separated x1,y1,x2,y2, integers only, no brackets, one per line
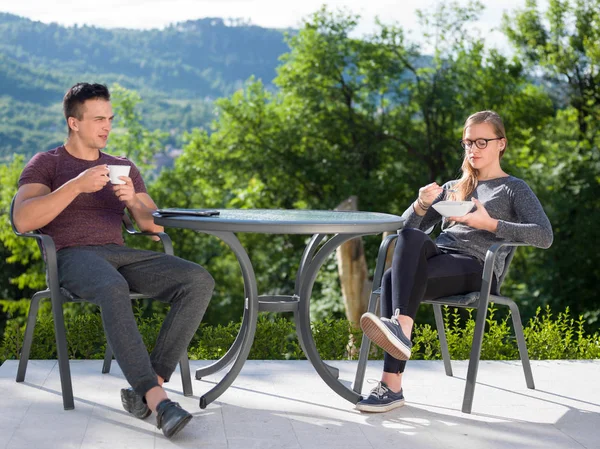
107,165,131,185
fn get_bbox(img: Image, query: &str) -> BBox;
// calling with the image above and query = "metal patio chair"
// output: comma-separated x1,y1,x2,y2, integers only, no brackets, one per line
9,195,193,410
353,230,534,413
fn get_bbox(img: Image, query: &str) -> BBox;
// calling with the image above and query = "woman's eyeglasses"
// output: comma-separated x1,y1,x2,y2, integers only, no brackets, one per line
459,137,504,150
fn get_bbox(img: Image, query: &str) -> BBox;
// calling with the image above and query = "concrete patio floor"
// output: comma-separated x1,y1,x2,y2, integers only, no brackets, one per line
0,359,598,448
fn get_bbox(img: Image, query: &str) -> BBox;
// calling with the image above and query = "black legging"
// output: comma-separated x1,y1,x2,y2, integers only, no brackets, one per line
381,228,496,374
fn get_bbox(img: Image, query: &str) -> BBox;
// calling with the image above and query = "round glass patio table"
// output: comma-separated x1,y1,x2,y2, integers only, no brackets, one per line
154,209,405,408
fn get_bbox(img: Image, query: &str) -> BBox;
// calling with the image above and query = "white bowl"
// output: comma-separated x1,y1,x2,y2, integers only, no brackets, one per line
431,200,474,218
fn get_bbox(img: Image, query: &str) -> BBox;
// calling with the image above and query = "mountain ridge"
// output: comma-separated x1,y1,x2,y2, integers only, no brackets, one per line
0,12,290,158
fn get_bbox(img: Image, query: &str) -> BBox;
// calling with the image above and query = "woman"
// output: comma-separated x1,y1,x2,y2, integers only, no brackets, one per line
356,110,553,413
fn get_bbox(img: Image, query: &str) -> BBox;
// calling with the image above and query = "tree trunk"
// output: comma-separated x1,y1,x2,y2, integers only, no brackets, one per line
335,196,371,329
382,230,395,271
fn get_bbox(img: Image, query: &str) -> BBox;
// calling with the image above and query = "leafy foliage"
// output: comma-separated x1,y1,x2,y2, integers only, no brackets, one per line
1,301,598,363
146,4,562,327
0,156,45,292
0,2,599,334
502,0,600,326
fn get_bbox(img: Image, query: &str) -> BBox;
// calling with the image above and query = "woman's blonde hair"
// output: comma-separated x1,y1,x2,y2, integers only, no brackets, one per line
449,110,507,201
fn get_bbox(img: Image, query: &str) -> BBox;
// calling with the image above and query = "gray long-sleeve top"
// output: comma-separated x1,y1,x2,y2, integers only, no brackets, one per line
401,176,553,280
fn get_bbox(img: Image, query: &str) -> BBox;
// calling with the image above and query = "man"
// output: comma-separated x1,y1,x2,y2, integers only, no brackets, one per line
13,83,214,439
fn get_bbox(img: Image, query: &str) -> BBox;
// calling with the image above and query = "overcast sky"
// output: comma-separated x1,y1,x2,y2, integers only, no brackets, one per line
1,0,540,53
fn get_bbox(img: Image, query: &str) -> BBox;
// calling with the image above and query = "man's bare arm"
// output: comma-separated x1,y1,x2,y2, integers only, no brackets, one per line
126,192,164,234
13,165,110,233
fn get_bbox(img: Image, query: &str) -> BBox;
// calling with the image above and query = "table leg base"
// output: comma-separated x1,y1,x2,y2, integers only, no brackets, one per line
200,396,208,409
325,363,339,379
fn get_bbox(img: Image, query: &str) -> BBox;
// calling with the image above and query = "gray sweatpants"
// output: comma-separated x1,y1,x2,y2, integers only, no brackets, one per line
57,244,214,397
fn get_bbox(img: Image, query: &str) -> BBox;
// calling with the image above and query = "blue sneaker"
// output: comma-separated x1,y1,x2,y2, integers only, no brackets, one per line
360,309,412,361
355,381,405,412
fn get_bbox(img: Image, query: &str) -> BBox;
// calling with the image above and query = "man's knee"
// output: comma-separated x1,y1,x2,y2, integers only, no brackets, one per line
180,263,215,295
76,276,131,308
96,277,130,297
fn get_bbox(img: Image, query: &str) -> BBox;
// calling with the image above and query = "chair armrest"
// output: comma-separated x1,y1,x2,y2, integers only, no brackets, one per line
481,242,530,285
477,241,531,304
122,212,174,256
372,234,399,291
12,230,61,294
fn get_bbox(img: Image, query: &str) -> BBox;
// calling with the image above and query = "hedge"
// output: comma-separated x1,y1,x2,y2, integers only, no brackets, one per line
1,300,598,363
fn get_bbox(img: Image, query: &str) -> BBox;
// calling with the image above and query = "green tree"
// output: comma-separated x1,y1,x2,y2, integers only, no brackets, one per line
503,0,600,326
504,0,600,135
151,4,554,325
0,155,45,293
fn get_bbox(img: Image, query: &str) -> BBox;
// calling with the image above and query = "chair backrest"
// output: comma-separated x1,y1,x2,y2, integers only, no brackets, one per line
9,194,46,255
495,245,518,292
9,195,21,235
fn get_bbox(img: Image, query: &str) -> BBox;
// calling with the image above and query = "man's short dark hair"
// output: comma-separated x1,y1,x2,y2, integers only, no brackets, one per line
63,83,111,131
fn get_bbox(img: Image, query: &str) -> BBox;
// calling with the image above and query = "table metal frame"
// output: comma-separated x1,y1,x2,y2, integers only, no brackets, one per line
154,210,404,408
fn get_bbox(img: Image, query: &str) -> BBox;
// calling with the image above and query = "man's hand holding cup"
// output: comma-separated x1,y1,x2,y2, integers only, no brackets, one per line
107,165,136,207
74,165,111,193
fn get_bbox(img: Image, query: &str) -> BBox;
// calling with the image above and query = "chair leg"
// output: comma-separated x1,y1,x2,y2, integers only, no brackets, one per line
432,304,453,377
353,290,380,395
462,303,488,414
17,291,47,383
50,298,75,410
353,332,371,395
179,353,193,397
507,300,535,389
102,343,113,374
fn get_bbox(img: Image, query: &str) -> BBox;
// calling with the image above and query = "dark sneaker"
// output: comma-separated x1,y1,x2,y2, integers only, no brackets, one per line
156,399,193,439
120,387,151,419
360,309,412,361
355,381,405,412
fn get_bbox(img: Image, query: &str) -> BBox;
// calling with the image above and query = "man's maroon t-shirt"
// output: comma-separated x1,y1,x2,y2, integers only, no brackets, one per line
18,145,147,252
